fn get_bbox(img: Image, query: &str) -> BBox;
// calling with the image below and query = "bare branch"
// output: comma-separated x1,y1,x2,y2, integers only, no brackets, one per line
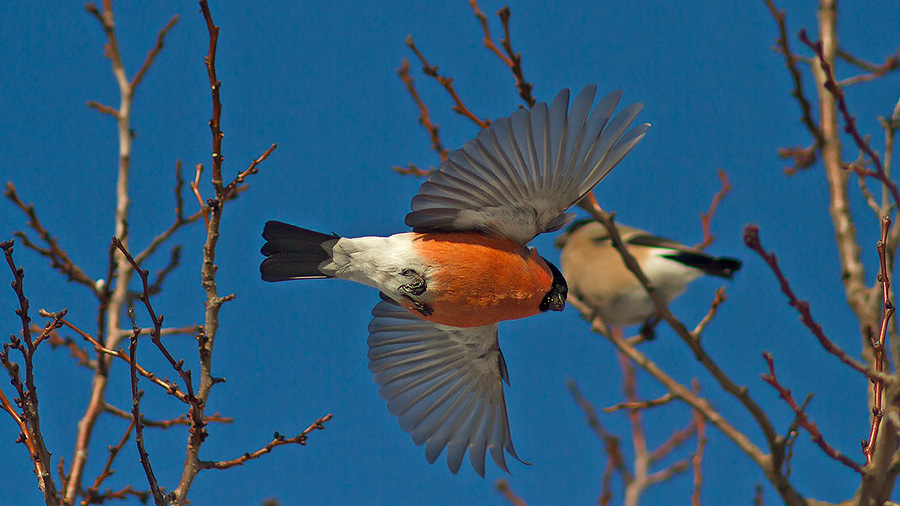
762,0,825,158
125,309,166,505
83,418,135,504
405,35,490,128
495,479,527,506
695,169,732,250
744,224,891,383
0,240,61,505
761,352,863,473
467,1,535,108
198,415,333,470
395,58,448,175
130,15,179,90
5,183,99,293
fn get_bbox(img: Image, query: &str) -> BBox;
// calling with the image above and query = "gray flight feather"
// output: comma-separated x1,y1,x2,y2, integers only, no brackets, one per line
405,85,650,245
367,297,525,477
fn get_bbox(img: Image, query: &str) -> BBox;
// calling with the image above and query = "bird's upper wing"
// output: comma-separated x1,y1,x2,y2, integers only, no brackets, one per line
367,297,524,477
405,85,650,245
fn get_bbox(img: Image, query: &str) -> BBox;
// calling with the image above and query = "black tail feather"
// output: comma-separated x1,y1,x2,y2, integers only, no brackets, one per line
260,221,339,282
662,252,742,280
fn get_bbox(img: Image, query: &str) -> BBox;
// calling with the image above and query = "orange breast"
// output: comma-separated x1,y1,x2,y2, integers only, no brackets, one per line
408,232,553,327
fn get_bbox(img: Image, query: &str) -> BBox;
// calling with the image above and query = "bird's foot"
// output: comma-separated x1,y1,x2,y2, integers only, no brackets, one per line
399,269,427,296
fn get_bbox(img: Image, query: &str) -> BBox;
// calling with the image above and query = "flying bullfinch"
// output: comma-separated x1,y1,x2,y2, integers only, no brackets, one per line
259,86,649,476
556,220,742,333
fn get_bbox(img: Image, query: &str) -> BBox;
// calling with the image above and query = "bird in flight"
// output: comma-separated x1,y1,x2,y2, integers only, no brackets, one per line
260,85,649,476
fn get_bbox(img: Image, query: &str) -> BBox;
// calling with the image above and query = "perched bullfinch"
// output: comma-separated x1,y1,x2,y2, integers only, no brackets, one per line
556,220,742,333
260,86,649,476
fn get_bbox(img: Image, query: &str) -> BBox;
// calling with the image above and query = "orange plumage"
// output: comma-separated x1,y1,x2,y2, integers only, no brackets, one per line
409,232,554,327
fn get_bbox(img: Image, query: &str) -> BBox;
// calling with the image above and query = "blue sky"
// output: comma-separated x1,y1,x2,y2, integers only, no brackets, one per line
1,1,899,505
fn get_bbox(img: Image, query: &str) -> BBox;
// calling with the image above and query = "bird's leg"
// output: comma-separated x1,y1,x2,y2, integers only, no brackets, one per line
639,315,660,341
398,269,433,316
408,299,434,317
399,268,427,296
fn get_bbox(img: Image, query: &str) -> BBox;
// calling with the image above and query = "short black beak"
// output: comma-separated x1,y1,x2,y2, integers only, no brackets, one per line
547,292,565,312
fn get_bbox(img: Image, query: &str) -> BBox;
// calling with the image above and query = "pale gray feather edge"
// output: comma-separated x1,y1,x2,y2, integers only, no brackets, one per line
405,85,650,245
367,297,526,477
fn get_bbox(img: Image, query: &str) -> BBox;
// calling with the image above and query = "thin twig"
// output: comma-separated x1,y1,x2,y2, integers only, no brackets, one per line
125,309,165,505
800,30,900,210
495,479,527,506
467,1,535,107
761,352,863,473
1,240,61,505
405,35,490,128
198,415,333,470
5,183,98,293
762,0,825,155
60,317,189,402
864,215,894,463
104,403,232,428
744,225,891,383
695,169,732,250
395,58,447,175
83,418,135,504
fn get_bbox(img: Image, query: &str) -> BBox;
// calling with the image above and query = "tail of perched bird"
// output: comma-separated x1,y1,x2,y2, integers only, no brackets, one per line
260,221,339,281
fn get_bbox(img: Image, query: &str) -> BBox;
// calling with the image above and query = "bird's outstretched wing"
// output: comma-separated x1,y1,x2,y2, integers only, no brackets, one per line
405,85,650,245
367,297,525,476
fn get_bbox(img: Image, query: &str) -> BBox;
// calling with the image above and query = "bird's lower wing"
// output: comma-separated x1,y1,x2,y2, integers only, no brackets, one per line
367,296,525,477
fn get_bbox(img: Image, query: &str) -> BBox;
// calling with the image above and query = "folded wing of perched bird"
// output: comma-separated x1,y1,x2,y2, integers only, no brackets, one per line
556,220,741,330
261,86,649,476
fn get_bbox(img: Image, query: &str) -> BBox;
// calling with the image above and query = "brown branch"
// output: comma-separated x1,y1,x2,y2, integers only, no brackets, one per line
130,15,179,90
648,417,698,465
405,35,490,128
68,3,179,500
84,485,151,505
835,48,900,87
467,1,535,108
83,418,135,505
744,224,891,383
41,325,96,371
86,100,119,116
395,58,448,175
1,240,61,505
762,0,825,157
800,30,900,210
761,352,863,473
691,379,708,506
104,403,232,429
864,215,894,463
765,0,825,166
5,183,99,293
568,380,632,483
572,196,810,506
190,163,209,228
692,287,728,337
495,479,527,506
60,317,189,402
125,309,165,505
604,393,675,413
695,169,732,250
113,238,197,401
174,3,279,501
223,142,277,201
198,414,333,470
